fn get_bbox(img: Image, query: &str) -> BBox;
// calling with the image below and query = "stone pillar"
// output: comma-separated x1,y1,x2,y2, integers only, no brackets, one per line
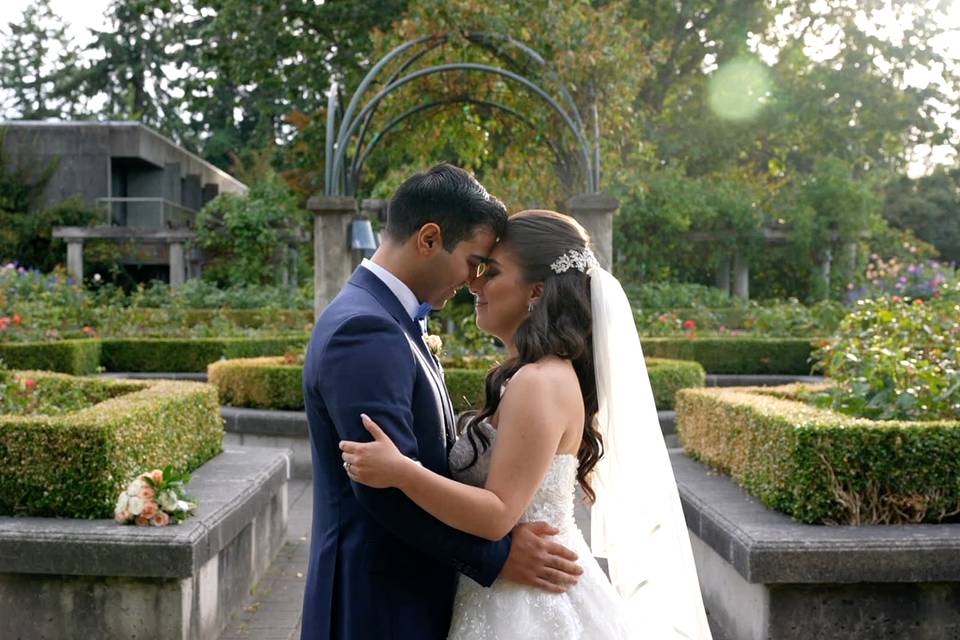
66,240,84,282
732,250,749,299
308,195,357,319
566,193,619,270
168,241,185,288
715,253,731,295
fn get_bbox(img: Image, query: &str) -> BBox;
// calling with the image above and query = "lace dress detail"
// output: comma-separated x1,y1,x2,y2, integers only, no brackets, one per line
446,422,631,639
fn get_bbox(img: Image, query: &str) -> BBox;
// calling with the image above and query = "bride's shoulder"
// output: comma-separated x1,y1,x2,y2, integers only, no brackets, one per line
507,357,579,395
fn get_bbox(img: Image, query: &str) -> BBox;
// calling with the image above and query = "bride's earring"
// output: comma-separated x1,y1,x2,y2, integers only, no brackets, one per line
528,298,538,313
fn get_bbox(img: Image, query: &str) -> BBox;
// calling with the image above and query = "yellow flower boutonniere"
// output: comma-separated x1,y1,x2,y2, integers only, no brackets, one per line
424,334,443,357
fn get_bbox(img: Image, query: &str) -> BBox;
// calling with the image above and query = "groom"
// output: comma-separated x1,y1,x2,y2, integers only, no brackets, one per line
300,164,582,640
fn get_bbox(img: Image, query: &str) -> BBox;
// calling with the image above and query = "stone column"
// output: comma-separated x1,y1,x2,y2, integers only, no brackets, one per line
715,253,731,295
732,250,749,299
308,195,357,319
566,193,619,270
168,241,186,288
66,239,84,282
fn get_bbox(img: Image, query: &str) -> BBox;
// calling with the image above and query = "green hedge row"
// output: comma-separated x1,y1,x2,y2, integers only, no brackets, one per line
101,334,310,372
641,337,821,374
0,339,102,375
0,373,223,518
209,356,705,412
676,384,960,525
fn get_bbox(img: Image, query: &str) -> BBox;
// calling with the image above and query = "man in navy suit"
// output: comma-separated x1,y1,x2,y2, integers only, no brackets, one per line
300,164,582,640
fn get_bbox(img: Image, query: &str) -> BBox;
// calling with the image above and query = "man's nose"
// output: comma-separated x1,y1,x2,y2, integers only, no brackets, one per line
468,274,483,295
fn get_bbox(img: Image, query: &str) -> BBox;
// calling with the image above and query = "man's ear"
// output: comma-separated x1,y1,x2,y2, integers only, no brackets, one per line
416,223,443,255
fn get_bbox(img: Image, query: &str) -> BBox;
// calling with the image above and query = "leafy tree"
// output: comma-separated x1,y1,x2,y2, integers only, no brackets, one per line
192,172,308,286
0,0,83,119
882,167,960,264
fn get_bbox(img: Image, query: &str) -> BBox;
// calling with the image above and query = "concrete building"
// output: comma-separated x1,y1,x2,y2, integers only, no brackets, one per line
0,120,247,284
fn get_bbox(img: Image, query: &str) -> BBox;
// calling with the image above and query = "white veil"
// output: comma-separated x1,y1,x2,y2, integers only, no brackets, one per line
588,264,712,639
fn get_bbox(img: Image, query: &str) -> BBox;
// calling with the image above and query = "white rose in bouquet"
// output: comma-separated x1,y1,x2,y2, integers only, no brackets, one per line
127,478,144,495
158,490,178,512
115,492,129,513
127,495,144,516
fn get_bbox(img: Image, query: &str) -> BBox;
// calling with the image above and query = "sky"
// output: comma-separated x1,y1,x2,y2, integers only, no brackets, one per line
1,0,958,176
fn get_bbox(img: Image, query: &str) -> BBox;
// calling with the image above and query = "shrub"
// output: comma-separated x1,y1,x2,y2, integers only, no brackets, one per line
624,282,733,309
100,334,310,372
676,384,960,525
646,358,706,409
814,293,960,421
641,337,818,374
208,356,703,412
0,339,101,374
208,356,304,410
0,372,223,518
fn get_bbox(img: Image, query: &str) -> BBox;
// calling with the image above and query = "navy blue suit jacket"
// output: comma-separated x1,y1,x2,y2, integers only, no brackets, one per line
300,267,512,640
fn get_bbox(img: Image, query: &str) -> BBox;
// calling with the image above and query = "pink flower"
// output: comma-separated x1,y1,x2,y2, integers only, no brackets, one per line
12,314,21,325
138,485,156,500
149,469,164,484
23,379,36,390
135,516,150,527
152,511,171,527
140,500,158,519
658,314,667,322
114,510,129,523
683,319,696,330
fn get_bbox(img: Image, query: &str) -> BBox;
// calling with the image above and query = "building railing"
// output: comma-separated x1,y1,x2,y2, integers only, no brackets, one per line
96,197,197,229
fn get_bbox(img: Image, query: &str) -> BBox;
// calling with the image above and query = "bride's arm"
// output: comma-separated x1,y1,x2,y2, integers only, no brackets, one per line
340,365,574,541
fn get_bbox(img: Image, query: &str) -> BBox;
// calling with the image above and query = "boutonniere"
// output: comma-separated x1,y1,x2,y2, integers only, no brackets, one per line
424,333,443,357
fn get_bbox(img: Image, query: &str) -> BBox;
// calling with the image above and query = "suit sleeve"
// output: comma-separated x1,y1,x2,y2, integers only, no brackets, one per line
316,313,511,586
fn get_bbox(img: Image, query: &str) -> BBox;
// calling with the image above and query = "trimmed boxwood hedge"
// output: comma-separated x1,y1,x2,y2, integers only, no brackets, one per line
0,372,224,518
209,356,705,412
0,339,101,375
101,334,310,372
208,356,304,410
640,337,821,374
676,384,960,525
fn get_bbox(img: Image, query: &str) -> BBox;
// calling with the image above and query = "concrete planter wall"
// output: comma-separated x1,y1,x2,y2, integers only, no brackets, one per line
0,446,290,640
673,451,960,640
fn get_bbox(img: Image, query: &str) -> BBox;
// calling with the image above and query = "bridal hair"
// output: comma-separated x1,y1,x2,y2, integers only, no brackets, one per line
384,163,508,250
458,209,603,502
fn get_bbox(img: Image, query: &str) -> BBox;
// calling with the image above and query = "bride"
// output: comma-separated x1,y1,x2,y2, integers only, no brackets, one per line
340,210,712,639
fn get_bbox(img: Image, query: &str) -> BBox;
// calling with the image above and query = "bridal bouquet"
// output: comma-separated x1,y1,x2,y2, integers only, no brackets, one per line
114,466,197,527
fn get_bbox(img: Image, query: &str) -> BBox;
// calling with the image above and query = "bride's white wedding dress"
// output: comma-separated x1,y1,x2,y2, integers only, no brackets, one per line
446,421,631,639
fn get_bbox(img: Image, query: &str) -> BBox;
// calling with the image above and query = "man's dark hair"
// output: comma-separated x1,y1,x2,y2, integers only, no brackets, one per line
385,163,508,250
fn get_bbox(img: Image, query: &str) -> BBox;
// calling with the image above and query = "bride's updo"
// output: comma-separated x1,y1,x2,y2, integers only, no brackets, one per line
459,209,602,501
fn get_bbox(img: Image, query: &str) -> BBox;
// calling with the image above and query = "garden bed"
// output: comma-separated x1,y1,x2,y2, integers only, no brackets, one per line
0,371,223,518
0,445,289,640
676,383,960,525
641,336,821,374
209,355,705,412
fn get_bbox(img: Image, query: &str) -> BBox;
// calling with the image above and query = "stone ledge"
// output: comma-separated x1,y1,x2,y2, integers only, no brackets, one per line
222,406,307,438
706,374,824,387
673,451,960,584
0,446,290,579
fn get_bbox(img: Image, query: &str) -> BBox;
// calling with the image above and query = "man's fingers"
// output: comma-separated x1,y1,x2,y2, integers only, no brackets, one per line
543,540,579,563
544,555,583,577
532,577,567,594
341,452,358,464
527,521,559,536
537,567,579,587
339,441,359,453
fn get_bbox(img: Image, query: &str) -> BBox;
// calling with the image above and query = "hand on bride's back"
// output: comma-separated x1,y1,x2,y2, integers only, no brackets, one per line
500,521,583,593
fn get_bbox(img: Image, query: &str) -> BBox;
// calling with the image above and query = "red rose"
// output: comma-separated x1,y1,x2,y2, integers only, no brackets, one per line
12,314,21,325
24,379,36,389
683,319,696,330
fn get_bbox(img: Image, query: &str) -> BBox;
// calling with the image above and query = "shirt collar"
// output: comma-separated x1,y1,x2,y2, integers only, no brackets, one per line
360,258,421,322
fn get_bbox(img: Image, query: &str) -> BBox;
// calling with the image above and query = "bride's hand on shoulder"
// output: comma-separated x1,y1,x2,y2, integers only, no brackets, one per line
339,414,413,489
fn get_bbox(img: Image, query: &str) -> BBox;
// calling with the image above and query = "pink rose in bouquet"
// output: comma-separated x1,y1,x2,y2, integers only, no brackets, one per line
114,466,197,527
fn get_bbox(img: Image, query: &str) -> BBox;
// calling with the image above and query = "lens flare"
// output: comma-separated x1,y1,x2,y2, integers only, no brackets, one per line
708,57,772,121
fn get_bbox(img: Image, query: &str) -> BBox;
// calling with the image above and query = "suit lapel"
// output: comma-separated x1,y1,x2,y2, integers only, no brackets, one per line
348,266,455,446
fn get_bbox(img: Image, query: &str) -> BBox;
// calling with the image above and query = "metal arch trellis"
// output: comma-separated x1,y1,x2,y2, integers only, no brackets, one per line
323,32,600,198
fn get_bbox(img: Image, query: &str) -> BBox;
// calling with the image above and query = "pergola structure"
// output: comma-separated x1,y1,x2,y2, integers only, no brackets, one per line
309,32,620,316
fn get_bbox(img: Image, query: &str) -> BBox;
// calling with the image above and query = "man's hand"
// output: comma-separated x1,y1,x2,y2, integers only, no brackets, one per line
499,521,583,593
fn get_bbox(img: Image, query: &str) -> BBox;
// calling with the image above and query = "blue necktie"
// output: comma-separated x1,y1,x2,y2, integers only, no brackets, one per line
414,302,432,334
